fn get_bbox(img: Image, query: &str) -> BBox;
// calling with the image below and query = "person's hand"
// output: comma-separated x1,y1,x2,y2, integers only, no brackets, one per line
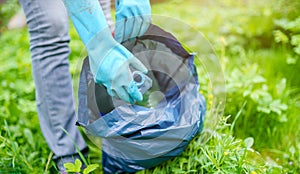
62,0,148,103
114,0,151,43
87,29,148,103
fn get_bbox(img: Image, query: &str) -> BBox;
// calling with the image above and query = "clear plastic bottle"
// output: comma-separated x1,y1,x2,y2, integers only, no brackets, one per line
132,71,153,95
133,71,153,108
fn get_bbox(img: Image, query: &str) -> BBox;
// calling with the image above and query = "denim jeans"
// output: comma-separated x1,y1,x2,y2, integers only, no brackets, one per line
18,0,112,169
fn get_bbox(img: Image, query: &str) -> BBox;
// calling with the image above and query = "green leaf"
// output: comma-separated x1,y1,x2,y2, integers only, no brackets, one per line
291,34,300,46
244,137,254,149
257,106,271,114
294,45,300,55
269,99,288,115
243,90,251,97
289,146,296,155
18,99,36,113
83,164,99,174
276,78,286,95
286,55,298,65
273,30,289,44
171,168,186,173
274,19,289,30
278,114,288,123
252,75,266,83
23,128,34,149
63,159,82,173
250,89,272,103
286,17,300,32
74,159,82,172
64,163,77,172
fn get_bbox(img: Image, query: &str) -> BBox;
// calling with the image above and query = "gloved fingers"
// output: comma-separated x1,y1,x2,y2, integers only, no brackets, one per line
131,16,143,39
126,81,143,102
120,15,150,42
124,16,135,42
129,57,148,74
106,87,117,98
113,67,143,103
115,86,134,103
114,17,128,43
139,15,151,37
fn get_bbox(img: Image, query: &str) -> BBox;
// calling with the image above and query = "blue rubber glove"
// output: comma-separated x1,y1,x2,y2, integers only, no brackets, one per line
87,31,148,103
114,0,151,43
63,0,148,103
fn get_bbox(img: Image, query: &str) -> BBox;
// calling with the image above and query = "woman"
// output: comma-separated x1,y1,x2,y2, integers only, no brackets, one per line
19,0,151,172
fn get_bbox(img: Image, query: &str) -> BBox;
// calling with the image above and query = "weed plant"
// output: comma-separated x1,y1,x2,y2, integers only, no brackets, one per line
0,0,299,173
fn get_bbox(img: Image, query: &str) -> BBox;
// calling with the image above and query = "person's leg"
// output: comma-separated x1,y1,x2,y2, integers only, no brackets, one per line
18,0,87,171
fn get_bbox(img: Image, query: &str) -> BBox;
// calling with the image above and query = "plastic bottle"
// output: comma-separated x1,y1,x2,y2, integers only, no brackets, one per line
132,71,153,95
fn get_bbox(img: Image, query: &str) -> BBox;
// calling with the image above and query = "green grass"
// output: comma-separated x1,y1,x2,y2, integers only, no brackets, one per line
1,0,300,173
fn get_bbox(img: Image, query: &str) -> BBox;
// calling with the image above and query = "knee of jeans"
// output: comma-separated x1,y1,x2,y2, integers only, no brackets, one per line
46,14,69,40
28,9,69,43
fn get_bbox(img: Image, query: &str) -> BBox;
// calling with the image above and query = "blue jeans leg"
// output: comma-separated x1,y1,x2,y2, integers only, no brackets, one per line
18,0,87,162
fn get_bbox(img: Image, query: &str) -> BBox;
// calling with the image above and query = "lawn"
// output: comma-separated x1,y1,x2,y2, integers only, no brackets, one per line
0,0,299,173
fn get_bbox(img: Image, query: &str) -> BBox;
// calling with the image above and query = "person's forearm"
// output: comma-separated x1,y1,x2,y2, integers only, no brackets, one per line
63,0,110,45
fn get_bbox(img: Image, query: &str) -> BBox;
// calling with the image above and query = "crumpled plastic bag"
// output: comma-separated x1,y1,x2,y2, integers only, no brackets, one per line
77,24,206,173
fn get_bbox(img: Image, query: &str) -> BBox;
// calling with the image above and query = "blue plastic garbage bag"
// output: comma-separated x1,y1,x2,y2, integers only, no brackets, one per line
77,24,206,173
